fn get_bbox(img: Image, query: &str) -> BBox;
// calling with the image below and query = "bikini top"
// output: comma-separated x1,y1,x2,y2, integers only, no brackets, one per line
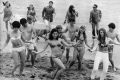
10,31,23,48
49,40,64,49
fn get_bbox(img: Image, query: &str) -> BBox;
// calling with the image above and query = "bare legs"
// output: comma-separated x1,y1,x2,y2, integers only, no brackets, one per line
51,57,66,80
69,47,85,70
12,50,26,76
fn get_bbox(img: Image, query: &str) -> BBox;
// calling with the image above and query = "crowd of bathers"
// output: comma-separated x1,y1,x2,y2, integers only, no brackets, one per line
1,1,120,80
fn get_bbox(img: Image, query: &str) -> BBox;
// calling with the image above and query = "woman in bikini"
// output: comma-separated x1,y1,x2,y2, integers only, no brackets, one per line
69,26,91,70
27,4,36,25
0,1,12,31
34,28,74,80
1,21,26,77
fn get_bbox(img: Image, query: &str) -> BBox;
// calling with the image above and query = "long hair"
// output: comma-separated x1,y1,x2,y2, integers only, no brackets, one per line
3,1,11,7
98,28,107,45
76,26,86,41
49,28,59,40
68,5,75,16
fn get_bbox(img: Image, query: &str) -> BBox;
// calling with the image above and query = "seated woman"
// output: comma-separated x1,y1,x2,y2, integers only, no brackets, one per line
89,28,120,80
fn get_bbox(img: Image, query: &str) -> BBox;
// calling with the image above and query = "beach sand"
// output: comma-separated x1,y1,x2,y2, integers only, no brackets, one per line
1,0,120,80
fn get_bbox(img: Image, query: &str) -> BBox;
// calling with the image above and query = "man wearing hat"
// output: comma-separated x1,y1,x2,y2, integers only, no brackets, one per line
89,4,102,39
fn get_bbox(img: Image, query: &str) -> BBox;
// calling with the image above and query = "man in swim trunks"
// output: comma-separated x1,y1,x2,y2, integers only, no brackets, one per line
20,18,37,67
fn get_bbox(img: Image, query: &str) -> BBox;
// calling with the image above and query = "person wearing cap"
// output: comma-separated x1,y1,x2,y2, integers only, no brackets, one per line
89,4,102,39
107,23,120,71
42,1,56,30
0,1,12,32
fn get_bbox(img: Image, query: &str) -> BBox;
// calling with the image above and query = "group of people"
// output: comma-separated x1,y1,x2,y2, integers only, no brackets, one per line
0,1,120,80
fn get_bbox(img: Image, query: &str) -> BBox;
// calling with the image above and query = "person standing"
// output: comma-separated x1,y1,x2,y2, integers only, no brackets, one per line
0,1,12,31
89,28,120,80
89,4,102,39
1,21,26,77
27,4,36,25
64,5,78,24
42,1,56,30
107,23,120,71
20,18,37,67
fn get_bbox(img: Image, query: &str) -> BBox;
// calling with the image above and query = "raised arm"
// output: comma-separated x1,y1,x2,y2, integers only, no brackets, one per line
99,10,102,19
61,39,73,47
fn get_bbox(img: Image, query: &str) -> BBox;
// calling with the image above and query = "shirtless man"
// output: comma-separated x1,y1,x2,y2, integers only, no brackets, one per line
20,18,37,67
63,22,79,63
107,23,120,71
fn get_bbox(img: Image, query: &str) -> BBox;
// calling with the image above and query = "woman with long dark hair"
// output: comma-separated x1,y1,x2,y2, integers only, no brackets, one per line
69,26,91,70
64,5,78,24
34,28,74,80
0,1,12,31
89,28,120,80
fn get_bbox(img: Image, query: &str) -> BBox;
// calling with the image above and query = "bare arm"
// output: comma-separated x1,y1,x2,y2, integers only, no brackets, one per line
116,34,120,43
89,11,92,23
64,11,68,24
99,10,102,19
90,39,98,51
1,33,10,50
62,27,68,33
33,41,49,54
85,38,91,48
61,39,73,47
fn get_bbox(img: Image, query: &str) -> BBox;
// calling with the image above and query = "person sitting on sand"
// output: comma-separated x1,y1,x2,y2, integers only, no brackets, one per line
1,21,26,77
107,23,120,71
27,4,36,25
69,26,91,70
33,28,74,80
89,28,120,80
0,1,12,31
